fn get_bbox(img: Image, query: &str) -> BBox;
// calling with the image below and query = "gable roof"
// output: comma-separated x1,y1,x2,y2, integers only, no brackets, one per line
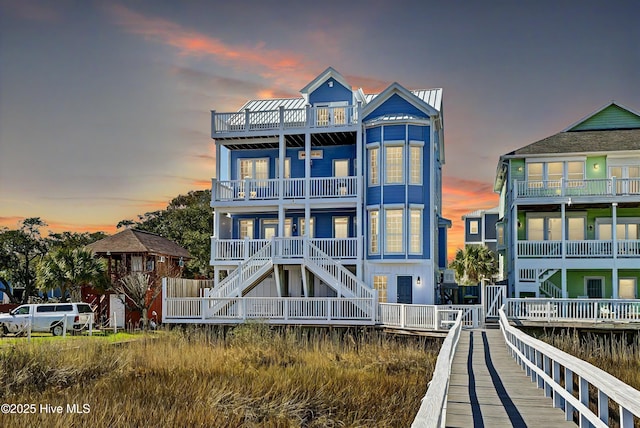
563,102,640,132
299,67,351,97
362,82,440,121
86,229,190,258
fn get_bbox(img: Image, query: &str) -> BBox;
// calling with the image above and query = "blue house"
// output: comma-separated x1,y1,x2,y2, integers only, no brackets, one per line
208,67,448,306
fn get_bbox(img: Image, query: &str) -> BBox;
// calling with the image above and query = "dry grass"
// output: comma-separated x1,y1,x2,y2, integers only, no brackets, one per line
0,324,439,427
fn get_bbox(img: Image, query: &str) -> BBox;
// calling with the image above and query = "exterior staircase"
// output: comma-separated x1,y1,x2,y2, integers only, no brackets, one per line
518,268,562,297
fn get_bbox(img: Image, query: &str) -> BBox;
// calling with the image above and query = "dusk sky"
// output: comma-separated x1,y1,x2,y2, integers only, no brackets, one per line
1,0,638,258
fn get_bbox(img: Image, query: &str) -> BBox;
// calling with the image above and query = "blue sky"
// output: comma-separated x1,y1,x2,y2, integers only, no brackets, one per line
1,0,638,253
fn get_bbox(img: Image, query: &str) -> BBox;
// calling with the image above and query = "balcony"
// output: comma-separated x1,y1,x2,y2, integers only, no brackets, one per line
211,237,359,262
517,239,640,258
211,105,359,135
514,178,640,200
212,176,358,203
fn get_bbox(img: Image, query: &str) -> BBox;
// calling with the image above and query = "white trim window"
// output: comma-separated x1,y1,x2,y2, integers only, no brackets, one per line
373,275,388,303
409,208,422,254
409,145,423,185
469,220,479,235
369,210,379,254
334,159,349,177
369,147,379,186
333,217,349,239
526,160,584,188
585,277,604,299
619,278,637,299
239,158,269,180
385,146,404,184
275,157,291,179
299,217,315,237
239,219,254,239
385,209,404,253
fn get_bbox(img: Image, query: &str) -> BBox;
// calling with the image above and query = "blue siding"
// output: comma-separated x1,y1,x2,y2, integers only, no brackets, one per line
308,78,352,105
465,218,482,243
407,186,425,204
485,214,499,239
366,186,381,205
383,186,406,204
232,210,356,239
438,225,447,268
364,93,429,121
423,209,431,259
366,126,381,142
408,125,428,141
383,124,405,141
306,145,355,177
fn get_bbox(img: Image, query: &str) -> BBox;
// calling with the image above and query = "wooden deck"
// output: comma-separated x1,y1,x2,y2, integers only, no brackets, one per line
445,328,575,427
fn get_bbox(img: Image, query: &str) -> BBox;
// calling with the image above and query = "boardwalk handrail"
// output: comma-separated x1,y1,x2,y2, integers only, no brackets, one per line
498,306,640,427
411,310,463,428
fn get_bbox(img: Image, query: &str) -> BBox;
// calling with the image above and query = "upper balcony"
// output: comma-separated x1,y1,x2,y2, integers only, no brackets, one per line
211,176,359,205
211,105,359,137
514,178,640,203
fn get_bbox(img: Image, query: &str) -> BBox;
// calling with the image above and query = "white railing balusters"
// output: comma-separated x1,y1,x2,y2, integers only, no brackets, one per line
499,306,640,427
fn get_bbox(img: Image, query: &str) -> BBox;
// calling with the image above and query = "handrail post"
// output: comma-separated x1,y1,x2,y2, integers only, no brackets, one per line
244,108,250,131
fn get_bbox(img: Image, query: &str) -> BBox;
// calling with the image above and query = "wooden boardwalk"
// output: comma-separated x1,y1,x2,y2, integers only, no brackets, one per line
445,328,575,427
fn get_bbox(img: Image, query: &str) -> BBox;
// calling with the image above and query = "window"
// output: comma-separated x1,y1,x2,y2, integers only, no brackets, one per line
567,161,585,185
567,217,585,240
239,158,268,180
547,162,563,186
369,210,379,254
334,159,349,177
619,278,637,299
37,306,55,313
597,218,640,240
585,277,604,299
275,158,291,179
526,216,561,241
316,105,329,127
369,147,379,185
497,224,505,246
299,218,315,237
409,145,422,184
385,209,404,253
333,217,349,238
469,220,479,235
262,219,291,238
385,146,404,184
527,163,543,188
526,160,585,188
131,256,143,272
239,219,254,239
410,209,422,254
373,275,388,303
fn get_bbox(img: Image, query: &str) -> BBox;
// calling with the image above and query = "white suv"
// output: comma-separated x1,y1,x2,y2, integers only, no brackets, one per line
0,303,94,336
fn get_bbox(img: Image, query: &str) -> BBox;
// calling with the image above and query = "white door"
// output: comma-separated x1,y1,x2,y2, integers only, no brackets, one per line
110,294,125,328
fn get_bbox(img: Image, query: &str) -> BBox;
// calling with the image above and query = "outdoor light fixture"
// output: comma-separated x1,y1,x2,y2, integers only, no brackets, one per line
416,276,422,286
594,163,600,170
328,81,333,87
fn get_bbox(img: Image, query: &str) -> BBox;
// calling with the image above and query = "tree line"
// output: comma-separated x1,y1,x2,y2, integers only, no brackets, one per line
0,190,212,305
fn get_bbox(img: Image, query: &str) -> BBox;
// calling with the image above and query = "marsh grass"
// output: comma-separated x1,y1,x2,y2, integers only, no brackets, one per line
0,324,439,427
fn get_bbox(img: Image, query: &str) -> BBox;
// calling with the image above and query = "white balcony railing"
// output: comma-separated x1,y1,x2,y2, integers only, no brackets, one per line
212,105,359,134
211,237,359,261
212,176,358,202
514,178,640,199
517,239,640,258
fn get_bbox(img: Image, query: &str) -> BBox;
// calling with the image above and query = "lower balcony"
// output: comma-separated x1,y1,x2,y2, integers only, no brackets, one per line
211,237,359,262
517,239,640,258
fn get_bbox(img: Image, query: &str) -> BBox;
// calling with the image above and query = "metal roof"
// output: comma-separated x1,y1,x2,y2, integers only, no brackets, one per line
236,88,442,113
462,206,499,219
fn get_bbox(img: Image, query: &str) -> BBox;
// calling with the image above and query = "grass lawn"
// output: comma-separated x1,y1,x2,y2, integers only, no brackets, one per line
0,324,439,427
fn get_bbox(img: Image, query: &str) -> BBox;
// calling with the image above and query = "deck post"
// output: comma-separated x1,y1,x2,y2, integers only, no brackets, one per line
244,108,250,132
564,367,574,421
327,298,331,321
579,377,589,427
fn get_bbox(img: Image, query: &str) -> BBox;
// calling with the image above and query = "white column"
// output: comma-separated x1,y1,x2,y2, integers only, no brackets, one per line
304,129,311,241
512,202,519,298
612,202,619,299
561,203,568,298
278,126,285,201
355,102,363,280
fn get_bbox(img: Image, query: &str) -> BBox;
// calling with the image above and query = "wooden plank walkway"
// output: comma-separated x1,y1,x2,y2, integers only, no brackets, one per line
445,328,575,427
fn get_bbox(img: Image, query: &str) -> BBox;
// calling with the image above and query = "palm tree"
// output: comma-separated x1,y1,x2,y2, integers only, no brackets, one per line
449,245,498,285
37,247,107,301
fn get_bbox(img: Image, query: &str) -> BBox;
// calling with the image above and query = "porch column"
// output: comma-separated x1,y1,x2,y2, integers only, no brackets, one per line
561,268,567,299
304,129,311,242
278,129,285,200
355,102,363,280
512,202,519,297
612,202,619,298
561,203,566,258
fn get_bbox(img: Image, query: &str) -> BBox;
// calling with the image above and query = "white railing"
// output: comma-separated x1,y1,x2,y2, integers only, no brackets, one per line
211,237,357,261
198,297,375,322
305,240,372,299
540,280,563,298
212,105,359,134
514,178,640,199
506,298,640,323
517,240,562,257
439,305,483,328
208,241,273,299
499,306,640,427
411,310,463,428
212,176,358,202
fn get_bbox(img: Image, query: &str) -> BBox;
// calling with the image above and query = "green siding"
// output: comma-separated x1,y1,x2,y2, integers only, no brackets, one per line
569,104,640,131
511,159,525,182
566,270,613,297
586,156,606,179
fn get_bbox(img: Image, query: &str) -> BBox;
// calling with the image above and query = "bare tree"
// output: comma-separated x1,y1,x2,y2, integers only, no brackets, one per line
112,272,160,330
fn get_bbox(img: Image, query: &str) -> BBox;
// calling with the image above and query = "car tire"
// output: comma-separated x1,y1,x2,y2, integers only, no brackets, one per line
0,324,7,336
51,324,64,336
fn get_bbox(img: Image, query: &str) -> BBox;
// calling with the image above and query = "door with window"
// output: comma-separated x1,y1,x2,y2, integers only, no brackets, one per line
619,278,637,299
610,166,640,194
397,276,413,304
585,277,604,299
